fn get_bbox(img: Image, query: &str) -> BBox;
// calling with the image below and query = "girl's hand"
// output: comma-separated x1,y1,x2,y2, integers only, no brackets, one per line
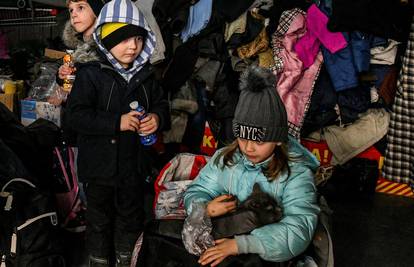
120,111,140,132
58,65,74,79
138,113,159,135
206,195,237,218
199,238,238,267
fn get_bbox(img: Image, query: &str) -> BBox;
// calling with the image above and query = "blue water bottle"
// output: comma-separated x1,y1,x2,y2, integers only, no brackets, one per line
129,101,157,146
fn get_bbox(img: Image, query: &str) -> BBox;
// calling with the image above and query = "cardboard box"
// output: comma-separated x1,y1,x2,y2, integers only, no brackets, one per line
44,48,66,59
21,99,62,127
0,93,15,112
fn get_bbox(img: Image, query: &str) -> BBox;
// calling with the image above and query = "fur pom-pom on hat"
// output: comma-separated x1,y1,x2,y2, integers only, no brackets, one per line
239,65,277,93
233,65,288,143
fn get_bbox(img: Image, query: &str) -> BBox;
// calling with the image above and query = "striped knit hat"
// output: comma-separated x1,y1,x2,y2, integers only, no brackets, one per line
101,22,147,50
93,0,156,78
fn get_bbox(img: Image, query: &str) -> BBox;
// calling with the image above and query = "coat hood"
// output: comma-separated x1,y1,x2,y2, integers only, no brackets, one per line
62,21,83,49
93,0,156,79
287,135,319,172
62,21,100,64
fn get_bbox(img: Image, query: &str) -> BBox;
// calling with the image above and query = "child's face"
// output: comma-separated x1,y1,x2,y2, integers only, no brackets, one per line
109,36,144,68
237,138,280,164
68,1,96,36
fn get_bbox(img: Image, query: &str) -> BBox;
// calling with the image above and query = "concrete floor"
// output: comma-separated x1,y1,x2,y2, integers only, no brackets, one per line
329,193,414,267
63,192,414,267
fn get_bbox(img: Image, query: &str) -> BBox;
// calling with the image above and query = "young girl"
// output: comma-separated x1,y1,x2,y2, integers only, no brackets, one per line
183,66,320,266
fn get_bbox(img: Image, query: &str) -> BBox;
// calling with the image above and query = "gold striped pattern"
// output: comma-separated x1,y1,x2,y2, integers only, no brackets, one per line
376,178,414,198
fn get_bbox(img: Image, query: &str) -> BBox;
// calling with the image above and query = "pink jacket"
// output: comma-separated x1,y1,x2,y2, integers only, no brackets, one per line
272,9,323,138
294,4,346,69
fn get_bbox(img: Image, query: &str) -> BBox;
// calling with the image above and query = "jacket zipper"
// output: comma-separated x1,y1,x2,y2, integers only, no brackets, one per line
106,81,115,111
142,84,150,110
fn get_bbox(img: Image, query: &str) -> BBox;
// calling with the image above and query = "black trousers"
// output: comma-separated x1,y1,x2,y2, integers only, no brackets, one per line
85,179,145,258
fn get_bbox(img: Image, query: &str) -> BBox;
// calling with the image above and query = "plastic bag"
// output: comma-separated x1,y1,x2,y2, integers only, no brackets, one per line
47,85,68,106
181,202,215,256
28,62,60,101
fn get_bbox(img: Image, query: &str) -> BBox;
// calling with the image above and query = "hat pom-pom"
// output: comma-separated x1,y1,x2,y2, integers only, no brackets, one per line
239,65,276,93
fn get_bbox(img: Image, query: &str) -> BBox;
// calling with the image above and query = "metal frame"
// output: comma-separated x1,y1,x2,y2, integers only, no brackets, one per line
0,0,58,27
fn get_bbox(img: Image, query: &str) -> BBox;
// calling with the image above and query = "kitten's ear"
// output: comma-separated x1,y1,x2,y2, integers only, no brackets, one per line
253,183,262,194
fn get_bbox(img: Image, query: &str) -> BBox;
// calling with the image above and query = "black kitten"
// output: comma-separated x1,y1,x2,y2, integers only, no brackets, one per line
211,183,283,239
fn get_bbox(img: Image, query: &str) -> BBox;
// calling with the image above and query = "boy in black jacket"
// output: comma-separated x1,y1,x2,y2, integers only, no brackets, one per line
65,0,170,266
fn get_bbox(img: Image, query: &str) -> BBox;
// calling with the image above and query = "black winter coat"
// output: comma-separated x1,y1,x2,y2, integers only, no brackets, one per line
66,62,170,184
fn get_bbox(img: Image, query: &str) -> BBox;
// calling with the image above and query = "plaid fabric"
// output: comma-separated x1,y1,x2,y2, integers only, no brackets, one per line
93,0,156,81
275,9,305,37
270,8,321,139
270,8,305,73
382,16,414,189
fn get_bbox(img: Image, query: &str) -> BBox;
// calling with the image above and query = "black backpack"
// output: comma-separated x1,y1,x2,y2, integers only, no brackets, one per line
0,178,66,267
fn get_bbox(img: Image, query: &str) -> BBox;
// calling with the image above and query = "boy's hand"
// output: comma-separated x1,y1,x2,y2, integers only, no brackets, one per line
199,238,238,267
138,113,159,135
58,65,74,79
206,195,237,218
120,111,141,132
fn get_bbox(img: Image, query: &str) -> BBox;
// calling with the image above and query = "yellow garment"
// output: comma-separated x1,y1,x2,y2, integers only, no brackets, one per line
237,28,269,59
101,22,128,39
258,49,275,68
3,80,16,94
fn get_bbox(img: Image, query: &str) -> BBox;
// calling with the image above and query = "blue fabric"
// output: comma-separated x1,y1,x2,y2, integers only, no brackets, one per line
184,136,320,262
322,48,358,91
337,86,370,124
371,36,387,48
322,32,365,91
351,31,371,73
370,64,391,88
180,0,213,42
318,0,332,16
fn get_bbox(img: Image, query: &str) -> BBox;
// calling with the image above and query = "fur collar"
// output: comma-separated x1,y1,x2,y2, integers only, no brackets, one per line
73,41,101,63
62,21,100,63
62,21,83,49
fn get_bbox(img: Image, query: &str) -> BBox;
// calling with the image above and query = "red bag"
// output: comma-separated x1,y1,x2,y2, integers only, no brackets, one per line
153,153,210,219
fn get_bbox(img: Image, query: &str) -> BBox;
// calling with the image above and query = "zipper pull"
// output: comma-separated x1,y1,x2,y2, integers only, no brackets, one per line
11,232,17,256
1,254,6,267
4,194,13,211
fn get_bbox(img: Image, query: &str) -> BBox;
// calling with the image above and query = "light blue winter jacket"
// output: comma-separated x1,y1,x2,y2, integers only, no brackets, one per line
184,136,320,262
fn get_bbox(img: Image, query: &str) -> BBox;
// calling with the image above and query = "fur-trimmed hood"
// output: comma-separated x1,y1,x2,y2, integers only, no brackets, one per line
62,21,83,49
62,21,101,63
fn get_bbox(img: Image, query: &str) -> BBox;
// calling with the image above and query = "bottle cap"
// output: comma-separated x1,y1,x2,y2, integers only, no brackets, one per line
129,101,139,110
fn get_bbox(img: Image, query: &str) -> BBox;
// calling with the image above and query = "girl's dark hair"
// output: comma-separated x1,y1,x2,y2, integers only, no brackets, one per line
214,140,291,181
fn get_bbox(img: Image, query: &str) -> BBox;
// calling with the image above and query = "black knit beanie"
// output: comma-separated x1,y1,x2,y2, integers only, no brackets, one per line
101,23,148,51
233,65,288,143
87,0,107,17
